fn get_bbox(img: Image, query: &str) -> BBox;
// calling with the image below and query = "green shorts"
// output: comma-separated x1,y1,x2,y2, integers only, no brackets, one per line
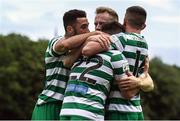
31,101,62,120
105,111,144,120
60,115,91,120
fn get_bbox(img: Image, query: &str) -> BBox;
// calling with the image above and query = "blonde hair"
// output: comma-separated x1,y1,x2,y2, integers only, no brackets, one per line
96,6,119,21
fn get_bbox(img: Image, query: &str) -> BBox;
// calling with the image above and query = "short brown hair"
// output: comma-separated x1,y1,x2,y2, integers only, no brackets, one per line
101,21,124,35
63,9,86,32
96,6,119,21
125,6,147,29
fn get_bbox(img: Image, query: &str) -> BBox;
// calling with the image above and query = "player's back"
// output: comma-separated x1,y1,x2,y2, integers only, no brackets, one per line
60,50,129,120
106,32,148,119
111,32,148,76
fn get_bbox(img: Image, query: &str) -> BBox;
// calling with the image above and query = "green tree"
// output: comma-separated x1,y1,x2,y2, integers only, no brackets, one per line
142,57,180,119
0,33,48,119
0,33,180,119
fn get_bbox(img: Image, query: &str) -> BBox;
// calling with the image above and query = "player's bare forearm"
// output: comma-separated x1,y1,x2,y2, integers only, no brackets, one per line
116,76,139,99
63,48,82,68
82,34,111,57
139,57,154,92
139,73,154,92
55,31,101,53
118,73,154,92
82,41,106,57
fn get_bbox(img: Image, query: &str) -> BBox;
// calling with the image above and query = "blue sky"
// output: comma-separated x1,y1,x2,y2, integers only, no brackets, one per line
0,0,180,66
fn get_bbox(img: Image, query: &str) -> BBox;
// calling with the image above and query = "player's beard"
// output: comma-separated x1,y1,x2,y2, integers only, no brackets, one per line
72,26,78,36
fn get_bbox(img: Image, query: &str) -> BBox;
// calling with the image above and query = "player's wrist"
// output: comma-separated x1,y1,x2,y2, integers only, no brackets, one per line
138,76,144,89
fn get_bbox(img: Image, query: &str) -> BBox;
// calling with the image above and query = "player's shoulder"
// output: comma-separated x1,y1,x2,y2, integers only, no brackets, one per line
47,35,64,48
49,35,64,43
97,50,122,60
110,32,126,43
46,35,65,56
114,32,125,36
125,32,146,41
109,50,127,62
111,32,125,38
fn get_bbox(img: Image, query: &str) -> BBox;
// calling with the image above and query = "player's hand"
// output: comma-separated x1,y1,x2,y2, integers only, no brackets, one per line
118,72,141,91
95,34,111,50
93,30,103,35
86,34,111,50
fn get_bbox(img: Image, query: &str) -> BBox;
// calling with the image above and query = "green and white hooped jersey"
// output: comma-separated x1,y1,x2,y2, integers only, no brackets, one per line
37,36,70,105
111,32,148,74
60,50,129,120
107,32,148,113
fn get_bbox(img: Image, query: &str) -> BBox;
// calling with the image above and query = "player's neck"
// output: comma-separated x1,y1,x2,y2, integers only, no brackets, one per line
125,26,141,34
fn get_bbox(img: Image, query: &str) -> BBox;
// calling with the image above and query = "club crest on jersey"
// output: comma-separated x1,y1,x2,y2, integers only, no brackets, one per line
122,62,129,72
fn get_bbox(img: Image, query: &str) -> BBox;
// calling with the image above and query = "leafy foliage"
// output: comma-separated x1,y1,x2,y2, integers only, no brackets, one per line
0,33,180,119
142,57,180,120
0,33,47,119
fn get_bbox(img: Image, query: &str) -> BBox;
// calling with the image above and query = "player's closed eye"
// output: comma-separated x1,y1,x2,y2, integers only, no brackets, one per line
81,24,89,29
94,22,105,26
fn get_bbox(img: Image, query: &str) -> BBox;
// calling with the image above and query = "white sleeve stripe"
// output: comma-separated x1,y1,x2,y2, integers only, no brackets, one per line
63,96,104,109
60,109,104,120
108,104,142,112
52,39,66,55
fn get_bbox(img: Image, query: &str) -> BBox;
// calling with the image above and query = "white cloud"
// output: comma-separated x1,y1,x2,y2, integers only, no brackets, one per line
0,0,180,66
5,11,41,24
1,0,68,23
138,0,174,10
151,15,180,24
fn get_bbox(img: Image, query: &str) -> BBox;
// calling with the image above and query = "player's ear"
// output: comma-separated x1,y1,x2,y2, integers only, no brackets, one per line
67,26,74,34
141,24,146,30
123,18,127,27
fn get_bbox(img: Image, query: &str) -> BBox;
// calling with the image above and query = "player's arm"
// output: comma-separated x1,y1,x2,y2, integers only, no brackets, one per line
63,38,100,68
82,33,111,57
63,48,82,68
54,31,101,54
139,57,154,91
82,39,106,57
118,73,153,92
120,73,154,92
139,73,154,92
117,74,140,99
113,54,139,99
116,74,140,99
119,57,154,92
62,32,101,68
